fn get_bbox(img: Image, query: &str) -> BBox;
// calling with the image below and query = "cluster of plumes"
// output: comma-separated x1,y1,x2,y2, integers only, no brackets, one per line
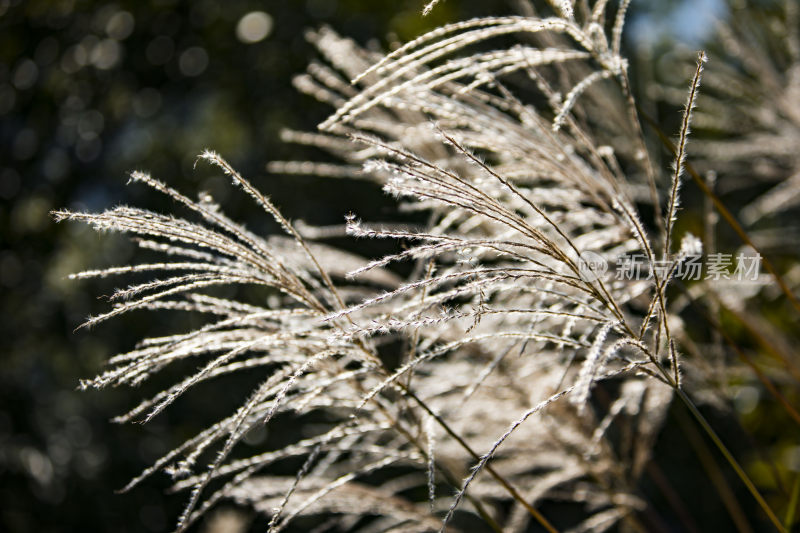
701,0,800,299
649,0,800,425
661,0,800,239
57,1,710,532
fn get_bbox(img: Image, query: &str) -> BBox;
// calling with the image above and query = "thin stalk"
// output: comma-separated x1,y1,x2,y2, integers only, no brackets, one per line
345,353,503,532
638,338,785,531
675,388,787,532
786,473,800,530
402,387,560,533
398,422,504,533
676,323,790,496
673,404,755,533
349,325,549,531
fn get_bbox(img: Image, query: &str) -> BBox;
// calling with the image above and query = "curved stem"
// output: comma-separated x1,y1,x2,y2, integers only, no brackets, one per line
675,388,786,532
638,341,785,531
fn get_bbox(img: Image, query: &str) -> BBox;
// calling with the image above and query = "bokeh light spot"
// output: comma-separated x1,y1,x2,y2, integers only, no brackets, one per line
90,39,121,70
105,11,134,40
12,59,38,90
235,11,273,44
178,46,208,76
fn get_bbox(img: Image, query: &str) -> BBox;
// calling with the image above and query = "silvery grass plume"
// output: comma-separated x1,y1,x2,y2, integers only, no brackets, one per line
653,0,800,442
654,1,800,308
659,0,800,238
694,0,800,317
53,157,450,532
55,2,740,532
280,6,711,530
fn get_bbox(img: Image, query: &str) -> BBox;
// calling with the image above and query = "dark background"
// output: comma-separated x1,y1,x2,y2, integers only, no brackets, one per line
3,1,789,532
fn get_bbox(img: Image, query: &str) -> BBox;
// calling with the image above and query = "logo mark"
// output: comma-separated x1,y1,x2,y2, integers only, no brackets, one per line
578,251,608,282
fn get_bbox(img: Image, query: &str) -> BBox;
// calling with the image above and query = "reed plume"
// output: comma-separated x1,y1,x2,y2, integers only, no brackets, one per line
56,1,796,531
